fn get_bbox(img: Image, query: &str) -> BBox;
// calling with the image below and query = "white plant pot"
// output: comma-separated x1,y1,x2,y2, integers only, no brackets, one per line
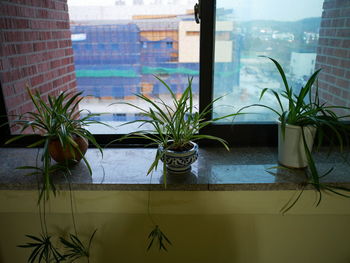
278,122,316,168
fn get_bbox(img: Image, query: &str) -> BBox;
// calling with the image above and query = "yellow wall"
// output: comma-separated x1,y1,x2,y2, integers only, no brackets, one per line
1,190,350,263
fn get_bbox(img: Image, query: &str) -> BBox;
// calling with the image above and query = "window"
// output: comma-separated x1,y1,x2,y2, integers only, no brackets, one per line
211,0,324,123
115,0,126,5
133,0,144,4
0,0,349,147
166,42,173,48
198,0,349,146
68,0,199,134
113,113,127,121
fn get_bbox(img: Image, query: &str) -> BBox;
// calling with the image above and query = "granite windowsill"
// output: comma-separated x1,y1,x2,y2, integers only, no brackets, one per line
0,147,350,191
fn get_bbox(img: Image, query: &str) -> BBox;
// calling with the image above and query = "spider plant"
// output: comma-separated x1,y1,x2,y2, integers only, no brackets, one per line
60,230,97,263
5,86,106,201
147,225,172,251
120,76,239,178
18,233,64,263
19,230,97,263
119,76,240,251
244,56,350,212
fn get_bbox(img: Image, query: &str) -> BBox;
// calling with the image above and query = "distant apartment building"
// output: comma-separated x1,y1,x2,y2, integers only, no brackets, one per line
272,32,294,42
178,20,236,63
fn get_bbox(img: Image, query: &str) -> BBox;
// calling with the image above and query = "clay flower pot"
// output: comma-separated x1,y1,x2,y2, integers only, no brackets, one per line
158,141,199,173
48,136,88,163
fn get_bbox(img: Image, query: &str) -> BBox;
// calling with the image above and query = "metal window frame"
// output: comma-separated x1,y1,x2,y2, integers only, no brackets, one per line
0,0,277,148
197,0,277,147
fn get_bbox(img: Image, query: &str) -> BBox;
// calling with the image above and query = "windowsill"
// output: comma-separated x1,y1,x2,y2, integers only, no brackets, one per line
0,147,349,191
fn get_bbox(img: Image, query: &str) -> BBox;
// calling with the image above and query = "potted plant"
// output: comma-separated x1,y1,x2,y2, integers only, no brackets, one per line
5,86,104,262
256,57,323,168
120,76,239,181
119,76,239,250
6,86,105,200
244,56,350,211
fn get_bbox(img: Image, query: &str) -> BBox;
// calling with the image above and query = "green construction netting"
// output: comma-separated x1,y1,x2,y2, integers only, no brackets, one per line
142,66,199,75
75,69,138,78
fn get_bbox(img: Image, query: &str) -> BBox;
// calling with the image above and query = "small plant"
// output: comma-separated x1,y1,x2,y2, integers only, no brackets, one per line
5,86,103,262
244,56,350,212
19,230,97,263
18,233,64,263
147,225,172,251
120,76,239,181
6,86,106,201
60,230,97,262
119,75,240,251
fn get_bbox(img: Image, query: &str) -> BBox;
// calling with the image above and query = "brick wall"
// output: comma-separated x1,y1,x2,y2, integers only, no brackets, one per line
316,0,350,109
0,0,76,132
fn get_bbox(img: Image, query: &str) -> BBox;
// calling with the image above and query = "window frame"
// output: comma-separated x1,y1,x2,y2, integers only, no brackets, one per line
198,0,277,147
0,0,277,148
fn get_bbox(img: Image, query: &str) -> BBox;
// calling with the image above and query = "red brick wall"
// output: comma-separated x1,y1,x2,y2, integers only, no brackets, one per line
316,0,350,109
0,0,76,132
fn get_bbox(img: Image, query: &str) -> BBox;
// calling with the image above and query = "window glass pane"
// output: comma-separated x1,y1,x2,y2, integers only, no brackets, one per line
68,0,199,134
213,0,329,122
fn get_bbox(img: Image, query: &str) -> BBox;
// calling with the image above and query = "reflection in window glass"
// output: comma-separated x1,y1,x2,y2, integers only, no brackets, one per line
213,0,324,122
68,0,199,133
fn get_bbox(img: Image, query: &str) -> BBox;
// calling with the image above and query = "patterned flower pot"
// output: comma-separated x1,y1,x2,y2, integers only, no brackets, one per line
158,141,199,173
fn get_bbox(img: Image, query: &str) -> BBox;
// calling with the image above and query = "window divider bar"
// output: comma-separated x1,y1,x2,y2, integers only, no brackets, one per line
199,0,216,122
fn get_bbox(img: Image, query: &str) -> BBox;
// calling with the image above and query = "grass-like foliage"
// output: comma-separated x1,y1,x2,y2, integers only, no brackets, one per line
147,225,172,252
19,230,97,263
245,56,350,212
8,87,101,262
252,56,349,139
120,76,239,181
60,230,97,263
18,233,64,263
5,86,106,202
120,76,240,251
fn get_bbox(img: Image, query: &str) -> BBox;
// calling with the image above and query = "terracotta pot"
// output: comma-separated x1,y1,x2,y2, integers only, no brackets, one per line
48,136,88,163
278,122,316,168
158,141,199,173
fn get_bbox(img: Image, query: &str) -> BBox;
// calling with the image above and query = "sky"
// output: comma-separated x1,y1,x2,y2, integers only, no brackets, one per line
68,0,324,21
217,0,324,21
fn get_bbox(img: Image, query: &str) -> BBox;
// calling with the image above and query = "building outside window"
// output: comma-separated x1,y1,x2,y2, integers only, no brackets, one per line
68,0,200,134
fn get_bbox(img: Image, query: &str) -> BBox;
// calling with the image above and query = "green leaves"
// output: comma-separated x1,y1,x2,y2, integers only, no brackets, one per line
60,230,97,262
19,230,97,263
147,225,172,251
121,75,240,177
18,233,64,263
7,86,106,158
6,86,107,202
257,56,322,127
250,57,350,213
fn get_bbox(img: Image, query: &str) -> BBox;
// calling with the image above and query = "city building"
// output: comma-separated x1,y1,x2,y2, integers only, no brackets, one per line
70,12,240,121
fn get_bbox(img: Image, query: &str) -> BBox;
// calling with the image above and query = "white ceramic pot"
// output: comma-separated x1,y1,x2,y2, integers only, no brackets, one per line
158,141,199,173
278,122,316,168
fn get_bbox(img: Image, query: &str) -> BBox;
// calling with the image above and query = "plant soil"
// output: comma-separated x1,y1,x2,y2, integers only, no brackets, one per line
167,142,193,152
